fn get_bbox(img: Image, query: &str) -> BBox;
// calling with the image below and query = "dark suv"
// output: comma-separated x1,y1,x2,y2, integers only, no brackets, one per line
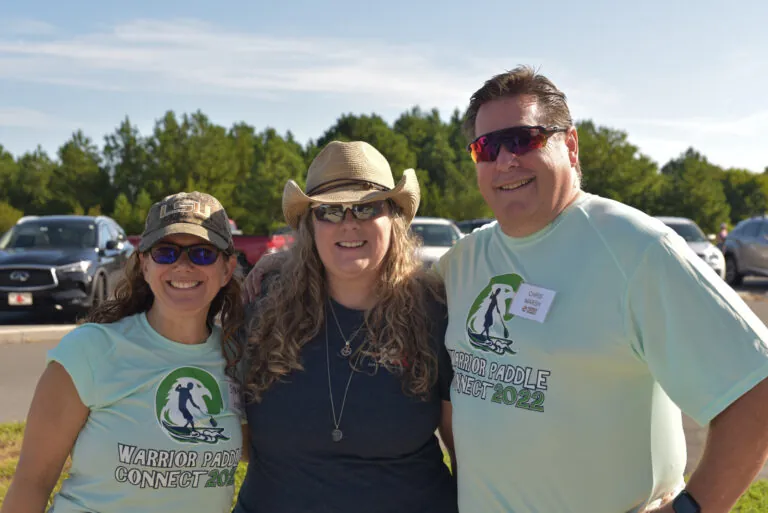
0,215,134,314
722,215,768,286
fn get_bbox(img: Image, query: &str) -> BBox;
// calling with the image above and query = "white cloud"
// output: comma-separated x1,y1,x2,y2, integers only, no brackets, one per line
612,111,768,171
0,107,63,129
0,18,763,171
0,19,489,110
615,110,768,137
0,19,56,36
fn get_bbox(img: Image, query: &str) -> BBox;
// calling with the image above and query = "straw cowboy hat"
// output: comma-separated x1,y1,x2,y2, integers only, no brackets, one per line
282,140,420,229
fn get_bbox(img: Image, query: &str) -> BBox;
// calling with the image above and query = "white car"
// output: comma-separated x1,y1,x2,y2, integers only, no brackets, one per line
655,216,725,279
409,217,463,267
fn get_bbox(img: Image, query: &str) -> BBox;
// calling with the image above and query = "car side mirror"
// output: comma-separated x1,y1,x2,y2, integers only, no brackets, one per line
708,234,716,242
106,240,119,251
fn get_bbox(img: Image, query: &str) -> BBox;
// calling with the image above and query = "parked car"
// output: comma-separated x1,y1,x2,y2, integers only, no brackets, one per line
409,217,463,267
127,224,294,272
722,215,768,286
0,215,134,314
456,218,495,234
655,216,725,280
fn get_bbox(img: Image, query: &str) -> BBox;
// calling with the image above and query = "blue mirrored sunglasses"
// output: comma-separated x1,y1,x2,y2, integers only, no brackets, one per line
149,243,222,266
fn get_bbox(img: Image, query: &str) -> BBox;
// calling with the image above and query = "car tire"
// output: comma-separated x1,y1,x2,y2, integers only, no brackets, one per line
725,255,743,286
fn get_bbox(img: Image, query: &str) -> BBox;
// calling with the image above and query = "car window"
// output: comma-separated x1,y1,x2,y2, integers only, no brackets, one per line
743,220,761,238
106,222,120,242
108,220,125,240
99,224,112,248
410,223,461,247
0,220,97,249
664,222,707,242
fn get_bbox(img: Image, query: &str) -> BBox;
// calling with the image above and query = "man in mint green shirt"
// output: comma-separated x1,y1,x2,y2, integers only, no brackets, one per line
436,66,768,513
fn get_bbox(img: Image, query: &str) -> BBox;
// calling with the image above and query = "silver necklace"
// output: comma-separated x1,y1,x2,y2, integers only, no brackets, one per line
325,317,355,442
328,299,365,358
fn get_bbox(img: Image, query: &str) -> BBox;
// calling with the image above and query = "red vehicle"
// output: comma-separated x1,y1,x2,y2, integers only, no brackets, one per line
127,220,293,271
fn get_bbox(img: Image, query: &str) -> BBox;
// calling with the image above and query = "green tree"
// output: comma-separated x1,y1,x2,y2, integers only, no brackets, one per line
234,129,306,234
577,121,663,214
720,169,768,224
0,145,18,204
52,131,112,214
316,114,417,176
104,118,149,203
134,189,154,233
112,193,135,233
145,111,190,199
9,147,57,214
182,112,239,208
657,149,730,232
394,108,489,220
0,201,22,233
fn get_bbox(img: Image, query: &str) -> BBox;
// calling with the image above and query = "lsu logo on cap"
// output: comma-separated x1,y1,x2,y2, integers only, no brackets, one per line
159,200,212,220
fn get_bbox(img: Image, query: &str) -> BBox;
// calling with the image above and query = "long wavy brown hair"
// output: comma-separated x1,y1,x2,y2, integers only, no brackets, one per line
84,250,245,379
244,205,446,402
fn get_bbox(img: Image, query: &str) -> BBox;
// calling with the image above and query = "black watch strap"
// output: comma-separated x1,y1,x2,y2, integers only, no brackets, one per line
672,490,701,513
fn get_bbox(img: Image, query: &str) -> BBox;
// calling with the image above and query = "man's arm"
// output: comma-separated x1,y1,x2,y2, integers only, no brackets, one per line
654,376,768,513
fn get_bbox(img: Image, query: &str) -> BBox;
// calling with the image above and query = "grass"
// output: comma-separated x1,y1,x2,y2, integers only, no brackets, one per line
0,421,763,511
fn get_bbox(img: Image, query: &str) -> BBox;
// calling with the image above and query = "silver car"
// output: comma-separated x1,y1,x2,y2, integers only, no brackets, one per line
722,215,768,286
410,217,463,267
655,216,725,280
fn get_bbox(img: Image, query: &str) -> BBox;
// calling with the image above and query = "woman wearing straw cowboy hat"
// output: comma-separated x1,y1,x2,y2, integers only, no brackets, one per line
233,140,458,513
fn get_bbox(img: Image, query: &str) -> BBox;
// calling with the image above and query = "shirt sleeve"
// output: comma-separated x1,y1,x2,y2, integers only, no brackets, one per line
625,233,768,426
429,298,453,401
432,255,447,281
46,325,105,408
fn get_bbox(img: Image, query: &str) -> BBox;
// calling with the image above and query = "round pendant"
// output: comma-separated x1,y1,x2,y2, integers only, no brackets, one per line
340,344,352,357
331,429,343,442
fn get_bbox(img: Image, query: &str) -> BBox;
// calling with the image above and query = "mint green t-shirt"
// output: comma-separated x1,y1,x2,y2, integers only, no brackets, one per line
46,313,244,513
436,193,768,513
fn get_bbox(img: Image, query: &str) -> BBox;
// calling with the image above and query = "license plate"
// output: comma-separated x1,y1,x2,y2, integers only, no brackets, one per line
8,292,33,306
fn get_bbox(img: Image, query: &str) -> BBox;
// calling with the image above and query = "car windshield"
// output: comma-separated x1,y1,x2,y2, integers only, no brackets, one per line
410,223,460,247
457,219,493,234
665,222,707,243
0,220,98,249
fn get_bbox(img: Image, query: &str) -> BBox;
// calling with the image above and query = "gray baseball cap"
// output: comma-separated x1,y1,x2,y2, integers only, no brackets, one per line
138,191,233,252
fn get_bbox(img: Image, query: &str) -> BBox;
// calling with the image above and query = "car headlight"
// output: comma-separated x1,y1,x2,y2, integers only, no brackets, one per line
705,250,723,265
56,261,92,273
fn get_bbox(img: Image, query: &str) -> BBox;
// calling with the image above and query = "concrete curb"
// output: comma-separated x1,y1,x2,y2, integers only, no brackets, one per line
0,326,76,345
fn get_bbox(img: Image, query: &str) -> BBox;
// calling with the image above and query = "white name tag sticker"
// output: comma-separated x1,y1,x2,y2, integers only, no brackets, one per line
509,283,557,323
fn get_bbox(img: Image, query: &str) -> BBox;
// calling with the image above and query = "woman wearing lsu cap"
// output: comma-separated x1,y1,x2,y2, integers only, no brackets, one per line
233,141,458,513
2,192,246,513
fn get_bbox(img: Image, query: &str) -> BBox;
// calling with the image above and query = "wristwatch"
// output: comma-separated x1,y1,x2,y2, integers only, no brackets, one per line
672,490,701,513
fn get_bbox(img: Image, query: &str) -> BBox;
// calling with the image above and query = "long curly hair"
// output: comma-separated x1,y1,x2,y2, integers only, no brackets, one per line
84,250,245,379
244,205,446,402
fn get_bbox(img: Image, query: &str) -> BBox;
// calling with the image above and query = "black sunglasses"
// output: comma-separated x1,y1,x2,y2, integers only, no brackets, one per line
467,125,568,163
149,243,224,266
311,200,391,224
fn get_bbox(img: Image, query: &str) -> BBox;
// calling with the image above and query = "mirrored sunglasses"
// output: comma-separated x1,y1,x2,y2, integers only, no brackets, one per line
149,243,222,266
311,200,390,224
467,125,567,163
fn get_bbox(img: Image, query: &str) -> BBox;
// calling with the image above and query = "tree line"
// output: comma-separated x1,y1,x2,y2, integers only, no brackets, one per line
1,108,766,235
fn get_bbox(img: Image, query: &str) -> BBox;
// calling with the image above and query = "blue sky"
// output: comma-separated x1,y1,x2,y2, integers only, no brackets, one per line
0,0,766,172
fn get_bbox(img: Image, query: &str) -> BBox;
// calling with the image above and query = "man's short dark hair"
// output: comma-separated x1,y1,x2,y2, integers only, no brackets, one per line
463,65,574,141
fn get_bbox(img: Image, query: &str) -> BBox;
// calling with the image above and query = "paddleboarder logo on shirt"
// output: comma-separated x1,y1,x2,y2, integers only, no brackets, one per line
466,274,523,356
155,367,230,445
